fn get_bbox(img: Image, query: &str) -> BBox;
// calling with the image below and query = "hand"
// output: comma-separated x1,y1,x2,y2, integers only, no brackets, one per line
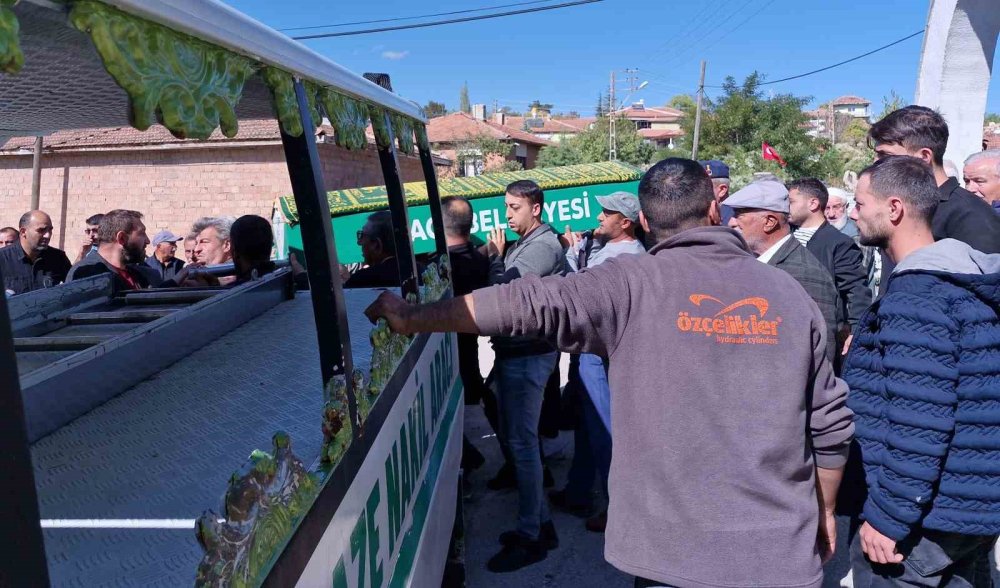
560,225,582,249
364,290,414,334
841,334,854,356
817,509,836,564
486,228,506,257
289,253,305,276
338,264,351,283
859,521,903,565
173,261,205,284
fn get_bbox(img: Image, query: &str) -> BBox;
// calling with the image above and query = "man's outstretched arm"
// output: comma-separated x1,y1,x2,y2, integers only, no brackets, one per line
365,291,479,335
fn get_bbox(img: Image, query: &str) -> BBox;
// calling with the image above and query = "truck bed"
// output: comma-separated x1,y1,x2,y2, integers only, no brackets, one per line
31,292,381,587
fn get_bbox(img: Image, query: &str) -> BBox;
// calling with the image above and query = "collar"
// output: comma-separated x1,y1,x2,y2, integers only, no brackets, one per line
511,223,555,249
9,240,29,262
939,177,961,203
757,233,793,264
647,226,753,256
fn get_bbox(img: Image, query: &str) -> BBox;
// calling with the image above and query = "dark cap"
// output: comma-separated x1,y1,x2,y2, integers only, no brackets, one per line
698,160,729,179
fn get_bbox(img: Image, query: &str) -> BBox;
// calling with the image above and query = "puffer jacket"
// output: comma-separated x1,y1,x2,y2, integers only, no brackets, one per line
844,239,1000,540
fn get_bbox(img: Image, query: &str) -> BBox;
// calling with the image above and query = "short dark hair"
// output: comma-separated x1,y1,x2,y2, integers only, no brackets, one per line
859,155,939,222
18,211,32,229
364,211,395,251
98,209,144,244
505,180,544,207
638,158,714,238
0,226,16,236
230,215,273,262
441,196,473,238
786,178,829,209
86,213,105,226
868,105,949,166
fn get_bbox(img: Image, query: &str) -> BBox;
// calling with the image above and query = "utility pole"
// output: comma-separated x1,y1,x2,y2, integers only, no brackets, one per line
609,70,617,161
30,136,43,210
624,68,639,96
691,60,707,160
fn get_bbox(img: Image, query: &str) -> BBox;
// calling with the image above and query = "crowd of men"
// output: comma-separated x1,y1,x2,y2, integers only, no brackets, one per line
364,103,1000,587
0,210,292,298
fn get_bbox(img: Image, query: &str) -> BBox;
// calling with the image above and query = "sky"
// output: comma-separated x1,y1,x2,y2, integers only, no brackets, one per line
222,0,1000,116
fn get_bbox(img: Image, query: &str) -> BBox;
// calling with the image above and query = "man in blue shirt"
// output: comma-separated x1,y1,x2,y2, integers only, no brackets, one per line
145,230,185,282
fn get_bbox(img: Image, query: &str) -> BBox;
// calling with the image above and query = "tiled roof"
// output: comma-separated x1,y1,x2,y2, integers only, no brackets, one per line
638,128,684,139
613,105,684,121
831,95,870,106
425,112,553,146
1,119,331,152
503,116,596,134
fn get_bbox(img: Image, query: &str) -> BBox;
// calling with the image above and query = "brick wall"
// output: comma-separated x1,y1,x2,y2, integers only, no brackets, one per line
0,142,424,253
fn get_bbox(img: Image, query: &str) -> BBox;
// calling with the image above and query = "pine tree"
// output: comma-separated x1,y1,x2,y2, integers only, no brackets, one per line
459,82,471,114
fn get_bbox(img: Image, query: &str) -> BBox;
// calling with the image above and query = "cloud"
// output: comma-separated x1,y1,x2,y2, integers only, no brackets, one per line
381,50,409,60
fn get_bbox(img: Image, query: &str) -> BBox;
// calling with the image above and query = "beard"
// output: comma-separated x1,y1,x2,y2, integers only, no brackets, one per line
857,218,890,248
830,216,848,230
124,242,146,264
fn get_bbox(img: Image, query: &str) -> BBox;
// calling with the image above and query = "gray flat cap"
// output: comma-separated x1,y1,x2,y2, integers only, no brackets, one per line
724,180,789,214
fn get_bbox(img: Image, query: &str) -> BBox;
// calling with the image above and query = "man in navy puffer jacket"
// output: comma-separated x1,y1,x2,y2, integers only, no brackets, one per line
844,155,1000,584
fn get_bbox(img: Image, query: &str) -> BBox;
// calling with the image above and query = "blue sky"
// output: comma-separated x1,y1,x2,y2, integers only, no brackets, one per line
223,0,1000,116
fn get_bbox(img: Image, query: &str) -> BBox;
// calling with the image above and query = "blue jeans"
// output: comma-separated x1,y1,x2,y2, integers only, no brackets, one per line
565,354,613,506
495,351,558,539
851,527,996,587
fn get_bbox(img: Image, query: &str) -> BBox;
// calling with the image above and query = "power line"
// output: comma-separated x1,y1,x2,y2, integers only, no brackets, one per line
645,0,746,71
280,0,559,32
705,29,924,87
292,0,604,40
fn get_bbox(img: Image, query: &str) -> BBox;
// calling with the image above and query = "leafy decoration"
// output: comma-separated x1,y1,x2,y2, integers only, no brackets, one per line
392,114,414,154
415,124,430,153
0,0,23,74
261,67,303,137
319,88,369,150
369,106,391,148
69,0,256,139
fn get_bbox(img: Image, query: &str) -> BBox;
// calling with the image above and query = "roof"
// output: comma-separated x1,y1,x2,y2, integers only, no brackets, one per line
1,119,297,152
612,105,685,121
638,128,684,140
277,160,642,222
831,95,871,106
425,113,554,146
503,116,596,134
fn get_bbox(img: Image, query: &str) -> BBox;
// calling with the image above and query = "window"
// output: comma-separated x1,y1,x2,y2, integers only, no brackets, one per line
634,120,651,130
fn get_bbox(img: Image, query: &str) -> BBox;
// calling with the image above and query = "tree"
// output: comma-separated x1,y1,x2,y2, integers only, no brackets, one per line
455,133,518,175
839,118,870,148
986,113,1000,124
423,100,447,118
877,90,904,121
595,92,611,118
691,72,844,186
459,82,471,114
537,115,653,168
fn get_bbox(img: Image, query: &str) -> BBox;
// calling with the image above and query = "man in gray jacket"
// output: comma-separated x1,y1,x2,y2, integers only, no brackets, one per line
366,159,854,587
480,179,566,572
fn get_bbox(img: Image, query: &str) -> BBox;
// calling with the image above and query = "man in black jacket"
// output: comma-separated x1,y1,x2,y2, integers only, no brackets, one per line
868,105,1000,292
0,210,71,296
787,178,872,361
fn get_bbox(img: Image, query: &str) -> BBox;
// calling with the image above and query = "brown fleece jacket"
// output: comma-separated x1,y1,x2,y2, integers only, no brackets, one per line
473,226,854,588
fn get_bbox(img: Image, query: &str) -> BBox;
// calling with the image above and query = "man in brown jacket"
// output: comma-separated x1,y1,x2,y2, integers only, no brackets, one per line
366,158,854,587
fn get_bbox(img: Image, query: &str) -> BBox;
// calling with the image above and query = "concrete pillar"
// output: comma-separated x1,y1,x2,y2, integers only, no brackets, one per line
915,0,1000,166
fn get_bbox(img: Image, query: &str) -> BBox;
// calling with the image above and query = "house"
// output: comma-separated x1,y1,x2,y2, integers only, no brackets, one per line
0,119,448,251
425,111,553,177
613,102,686,149
984,123,1000,150
501,114,596,144
830,96,871,119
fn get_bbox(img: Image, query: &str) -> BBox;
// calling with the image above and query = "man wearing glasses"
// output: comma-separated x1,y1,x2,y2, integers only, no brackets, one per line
343,211,405,288
76,213,104,263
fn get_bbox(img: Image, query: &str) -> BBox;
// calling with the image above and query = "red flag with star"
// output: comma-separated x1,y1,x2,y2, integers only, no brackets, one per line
762,142,787,167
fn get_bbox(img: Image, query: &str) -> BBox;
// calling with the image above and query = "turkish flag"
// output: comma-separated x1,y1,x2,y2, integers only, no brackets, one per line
762,142,787,167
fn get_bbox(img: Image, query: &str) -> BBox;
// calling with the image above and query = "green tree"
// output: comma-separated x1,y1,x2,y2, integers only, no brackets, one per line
690,71,843,186
423,100,447,118
455,133,519,175
840,118,870,148
459,82,471,114
986,113,1000,124
537,116,653,168
877,90,904,121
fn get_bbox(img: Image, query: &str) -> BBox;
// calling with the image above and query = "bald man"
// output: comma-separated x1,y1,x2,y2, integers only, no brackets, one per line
0,210,72,296
963,149,1000,213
